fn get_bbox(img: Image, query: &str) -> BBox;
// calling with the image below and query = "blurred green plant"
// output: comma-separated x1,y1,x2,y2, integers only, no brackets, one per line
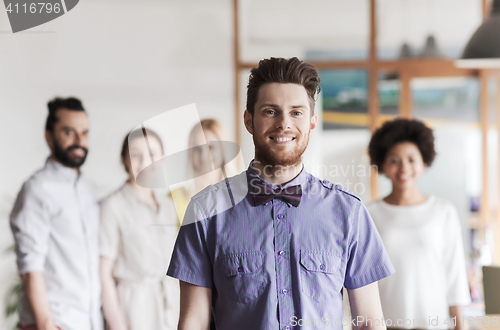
3,245,21,330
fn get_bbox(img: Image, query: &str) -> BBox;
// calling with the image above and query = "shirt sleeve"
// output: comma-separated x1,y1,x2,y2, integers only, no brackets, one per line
443,205,471,306
344,200,395,290
166,199,213,288
99,198,120,261
9,181,50,274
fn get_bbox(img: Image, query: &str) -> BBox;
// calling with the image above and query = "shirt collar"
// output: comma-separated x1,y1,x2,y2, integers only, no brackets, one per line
121,182,164,212
246,160,308,191
45,157,80,184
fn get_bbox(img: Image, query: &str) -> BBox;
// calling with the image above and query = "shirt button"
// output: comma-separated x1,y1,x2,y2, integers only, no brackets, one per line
278,250,285,256
320,264,326,271
282,289,288,295
322,180,328,184
284,327,291,330
277,214,284,220
237,266,244,273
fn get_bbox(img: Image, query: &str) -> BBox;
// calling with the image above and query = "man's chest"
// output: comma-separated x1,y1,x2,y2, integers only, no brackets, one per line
43,182,99,237
207,201,350,262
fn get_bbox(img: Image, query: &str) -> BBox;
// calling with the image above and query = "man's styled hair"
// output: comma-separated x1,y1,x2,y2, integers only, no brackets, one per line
45,97,85,132
246,57,321,116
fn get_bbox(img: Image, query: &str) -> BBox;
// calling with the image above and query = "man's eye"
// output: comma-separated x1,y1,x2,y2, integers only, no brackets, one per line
265,109,275,115
293,111,302,116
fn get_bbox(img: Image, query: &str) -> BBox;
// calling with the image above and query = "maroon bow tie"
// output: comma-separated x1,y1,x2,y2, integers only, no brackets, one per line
252,183,302,207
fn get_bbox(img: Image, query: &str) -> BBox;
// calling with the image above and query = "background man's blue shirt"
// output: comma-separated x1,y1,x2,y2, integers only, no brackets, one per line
167,163,394,330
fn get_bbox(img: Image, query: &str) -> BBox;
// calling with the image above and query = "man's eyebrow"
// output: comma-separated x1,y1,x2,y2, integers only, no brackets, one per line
61,126,75,131
291,105,307,109
258,103,280,108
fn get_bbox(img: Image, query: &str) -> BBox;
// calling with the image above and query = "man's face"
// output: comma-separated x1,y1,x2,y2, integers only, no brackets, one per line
244,82,317,167
46,109,89,168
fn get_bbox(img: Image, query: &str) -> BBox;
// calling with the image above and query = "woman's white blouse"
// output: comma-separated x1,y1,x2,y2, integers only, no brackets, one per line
368,196,471,329
100,183,179,330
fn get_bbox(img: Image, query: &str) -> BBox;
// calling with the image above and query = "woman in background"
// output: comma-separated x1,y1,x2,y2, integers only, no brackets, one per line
367,118,470,330
100,128,179,330
170,118,242,223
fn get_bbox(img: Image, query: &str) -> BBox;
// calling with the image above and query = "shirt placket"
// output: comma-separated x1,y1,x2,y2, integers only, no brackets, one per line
273,197,293,330
74,181,94,329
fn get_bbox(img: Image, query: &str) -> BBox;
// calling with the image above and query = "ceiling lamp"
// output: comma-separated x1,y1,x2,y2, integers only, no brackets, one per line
456,0,500,68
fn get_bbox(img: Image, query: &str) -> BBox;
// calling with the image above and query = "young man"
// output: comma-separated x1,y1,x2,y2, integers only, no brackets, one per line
167,57,394,330
10,97,103,330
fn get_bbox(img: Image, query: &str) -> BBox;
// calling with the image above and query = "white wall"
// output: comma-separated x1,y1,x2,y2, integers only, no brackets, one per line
0,0,233,326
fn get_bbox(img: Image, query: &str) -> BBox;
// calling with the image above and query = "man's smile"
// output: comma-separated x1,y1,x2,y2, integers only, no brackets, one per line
269,134,296,144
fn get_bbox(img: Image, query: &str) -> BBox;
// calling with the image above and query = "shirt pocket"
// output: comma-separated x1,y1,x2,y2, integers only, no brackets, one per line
216,251,266,304
299,250,344,303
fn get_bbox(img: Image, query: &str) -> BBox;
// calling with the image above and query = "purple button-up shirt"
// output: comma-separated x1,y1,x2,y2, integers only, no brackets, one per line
167,163,394,330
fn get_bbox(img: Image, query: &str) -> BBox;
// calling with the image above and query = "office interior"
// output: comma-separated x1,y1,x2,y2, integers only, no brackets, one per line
1,0,500,328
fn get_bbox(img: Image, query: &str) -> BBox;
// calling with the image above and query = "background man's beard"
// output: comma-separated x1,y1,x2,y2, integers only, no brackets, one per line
254,134,309,167
53,141,88,168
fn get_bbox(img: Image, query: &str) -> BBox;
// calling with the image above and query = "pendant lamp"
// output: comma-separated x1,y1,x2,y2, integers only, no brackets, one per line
456,0,500,68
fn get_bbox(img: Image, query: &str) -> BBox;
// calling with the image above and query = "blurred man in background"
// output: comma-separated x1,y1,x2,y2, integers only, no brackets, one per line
10,97,102,330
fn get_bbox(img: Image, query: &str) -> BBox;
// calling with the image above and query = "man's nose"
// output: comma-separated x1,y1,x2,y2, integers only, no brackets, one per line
73,133,81,145
276,114,292,130
74,132,87,147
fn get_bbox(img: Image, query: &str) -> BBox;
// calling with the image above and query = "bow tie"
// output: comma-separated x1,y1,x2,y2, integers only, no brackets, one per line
252,183,302,207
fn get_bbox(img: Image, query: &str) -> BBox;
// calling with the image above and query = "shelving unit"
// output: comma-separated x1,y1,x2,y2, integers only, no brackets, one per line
232,0,500,263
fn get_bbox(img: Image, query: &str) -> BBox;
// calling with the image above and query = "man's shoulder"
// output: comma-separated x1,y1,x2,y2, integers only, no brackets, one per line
19,165,55,195
188,171,249,221
193,171,248,200
10,166,56,220
306,174,361,202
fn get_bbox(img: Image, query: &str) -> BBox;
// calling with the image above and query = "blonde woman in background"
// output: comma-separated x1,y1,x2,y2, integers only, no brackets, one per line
170,119,243,223
100,128,179,330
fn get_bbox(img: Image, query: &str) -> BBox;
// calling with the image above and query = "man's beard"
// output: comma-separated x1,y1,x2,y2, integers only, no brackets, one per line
254,131,309,168
53,138,88,168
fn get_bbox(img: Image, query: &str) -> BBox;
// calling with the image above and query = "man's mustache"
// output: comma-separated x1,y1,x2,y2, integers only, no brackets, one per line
66,145,88,154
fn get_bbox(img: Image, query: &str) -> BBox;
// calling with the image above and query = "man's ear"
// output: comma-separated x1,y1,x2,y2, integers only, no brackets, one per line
45,131,54,151
244,110,254,135
310,114,318,133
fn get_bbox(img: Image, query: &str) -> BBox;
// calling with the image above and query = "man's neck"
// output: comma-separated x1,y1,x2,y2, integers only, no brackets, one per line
252,158,303,186
50,155,80,174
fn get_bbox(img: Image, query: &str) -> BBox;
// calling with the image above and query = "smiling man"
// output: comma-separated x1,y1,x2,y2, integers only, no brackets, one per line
167,57,395,330
10,97,102,330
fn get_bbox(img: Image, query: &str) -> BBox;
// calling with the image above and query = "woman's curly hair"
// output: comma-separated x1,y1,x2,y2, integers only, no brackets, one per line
368,118,436,172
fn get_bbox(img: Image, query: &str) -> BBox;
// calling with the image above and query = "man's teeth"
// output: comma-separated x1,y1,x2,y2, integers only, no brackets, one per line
275,137,293,142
